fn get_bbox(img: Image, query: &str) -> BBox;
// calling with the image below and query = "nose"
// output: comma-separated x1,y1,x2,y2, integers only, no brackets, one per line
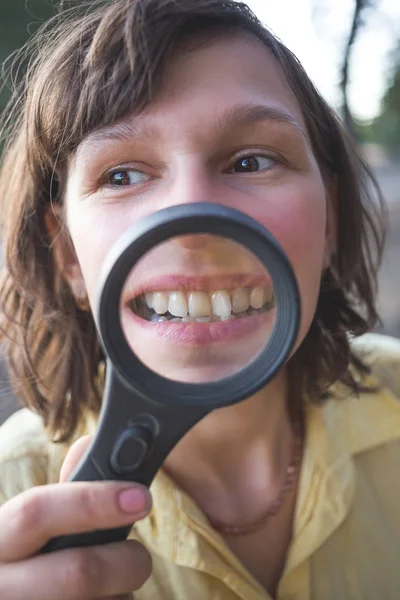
165,156,217,250
174,233,212,250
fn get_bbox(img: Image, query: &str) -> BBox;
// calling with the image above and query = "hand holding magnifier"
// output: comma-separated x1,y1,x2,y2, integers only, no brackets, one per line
41,203,300,554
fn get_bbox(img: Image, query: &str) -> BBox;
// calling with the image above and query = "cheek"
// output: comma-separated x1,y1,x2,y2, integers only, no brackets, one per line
65,201,132,304
248,182,327,340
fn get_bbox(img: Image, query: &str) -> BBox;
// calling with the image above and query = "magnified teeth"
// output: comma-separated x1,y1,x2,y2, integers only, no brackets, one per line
188,291,211,318
250,287,267,309
152,292,169,314
145,293,153,309
134,285,275,322
168,291,188,317
266,286,274,303
232,288,250,313
151,314,168,322
220,314,236,321
211,291,232,317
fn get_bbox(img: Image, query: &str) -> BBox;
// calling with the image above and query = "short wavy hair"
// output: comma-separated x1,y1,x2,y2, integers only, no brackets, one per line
0,0,386,441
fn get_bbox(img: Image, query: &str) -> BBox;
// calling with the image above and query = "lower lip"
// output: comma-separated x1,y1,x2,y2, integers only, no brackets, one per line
124,309,275,346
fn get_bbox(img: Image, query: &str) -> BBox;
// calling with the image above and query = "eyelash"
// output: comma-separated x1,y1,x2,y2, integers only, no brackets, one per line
102,152,280,189
227,152,279,174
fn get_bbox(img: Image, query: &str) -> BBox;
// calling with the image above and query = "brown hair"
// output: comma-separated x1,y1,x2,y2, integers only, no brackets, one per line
0,0,386,441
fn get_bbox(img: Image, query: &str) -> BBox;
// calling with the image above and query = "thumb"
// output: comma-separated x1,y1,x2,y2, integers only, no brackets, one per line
59,435,93,483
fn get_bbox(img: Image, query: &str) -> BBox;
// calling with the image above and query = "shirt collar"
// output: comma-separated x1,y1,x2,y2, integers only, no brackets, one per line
136,374,400,583
47,372,400,589
285,372,400,576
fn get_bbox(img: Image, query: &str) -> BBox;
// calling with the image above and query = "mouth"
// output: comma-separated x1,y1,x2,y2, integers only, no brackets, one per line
128,285,275,323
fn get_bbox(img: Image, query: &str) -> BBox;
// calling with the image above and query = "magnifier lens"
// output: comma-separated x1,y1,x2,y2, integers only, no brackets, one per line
120,233,277,384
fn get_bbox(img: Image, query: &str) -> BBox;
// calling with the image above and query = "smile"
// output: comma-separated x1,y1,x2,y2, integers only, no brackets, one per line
129,286,275,323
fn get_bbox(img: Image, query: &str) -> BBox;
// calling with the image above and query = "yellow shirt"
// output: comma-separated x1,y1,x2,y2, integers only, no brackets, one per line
1,333,400,599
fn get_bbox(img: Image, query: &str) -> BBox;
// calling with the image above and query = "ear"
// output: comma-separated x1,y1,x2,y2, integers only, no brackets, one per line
323,176,338,269
45,206,87,303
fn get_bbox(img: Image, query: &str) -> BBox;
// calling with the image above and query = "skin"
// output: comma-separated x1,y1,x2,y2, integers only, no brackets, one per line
0,32,336,599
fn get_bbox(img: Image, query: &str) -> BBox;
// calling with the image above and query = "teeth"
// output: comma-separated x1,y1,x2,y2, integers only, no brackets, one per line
137,286,273,320
211,291,232,317
188,291,211,318
221,314,236,321
150,314,168,322
152,292,169,314
168,292,188,317
231,288,250,313
266,287,274,303
145,293,153,309
196,316,211,323
182,315,195,322
250,287,267,310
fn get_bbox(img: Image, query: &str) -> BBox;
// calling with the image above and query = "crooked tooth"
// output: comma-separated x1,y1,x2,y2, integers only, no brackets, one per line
152,292,169,314
232,288,250,313
196,316,211,323
145,293,153,309
188,291,211,318
168,291,188,317
266,287,274,304
211,290,232,317
250,287,267,310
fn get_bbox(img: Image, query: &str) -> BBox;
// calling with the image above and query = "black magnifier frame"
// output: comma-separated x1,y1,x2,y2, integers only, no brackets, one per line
99,202,300,409
40,202,301,555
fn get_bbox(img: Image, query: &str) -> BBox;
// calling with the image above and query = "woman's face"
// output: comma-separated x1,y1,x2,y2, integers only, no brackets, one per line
61,33,334,383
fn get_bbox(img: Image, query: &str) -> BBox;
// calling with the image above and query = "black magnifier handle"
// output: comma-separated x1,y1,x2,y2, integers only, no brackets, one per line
40,364,207,554
39,203,301,555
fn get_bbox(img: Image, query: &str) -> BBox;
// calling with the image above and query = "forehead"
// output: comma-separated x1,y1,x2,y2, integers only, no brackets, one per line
164,32,301,113
78,33,308,152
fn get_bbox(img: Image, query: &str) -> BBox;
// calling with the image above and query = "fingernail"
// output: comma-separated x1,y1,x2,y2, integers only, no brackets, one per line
118,486,149,514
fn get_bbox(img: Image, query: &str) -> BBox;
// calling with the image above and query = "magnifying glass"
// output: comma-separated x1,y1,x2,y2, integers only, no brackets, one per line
40,203,300,554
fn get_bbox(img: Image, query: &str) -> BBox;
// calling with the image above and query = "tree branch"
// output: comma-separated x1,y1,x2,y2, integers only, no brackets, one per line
340,0,373,136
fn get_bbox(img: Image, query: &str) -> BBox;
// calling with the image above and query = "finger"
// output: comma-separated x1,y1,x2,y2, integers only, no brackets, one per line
0,539,151,600
0,482,151,562
60,436,93,483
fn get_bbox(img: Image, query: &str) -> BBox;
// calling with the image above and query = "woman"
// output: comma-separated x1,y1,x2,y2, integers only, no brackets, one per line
0,1,399,598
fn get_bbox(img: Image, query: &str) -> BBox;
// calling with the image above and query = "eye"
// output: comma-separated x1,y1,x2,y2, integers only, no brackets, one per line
230,155,276,174
107,168,150,187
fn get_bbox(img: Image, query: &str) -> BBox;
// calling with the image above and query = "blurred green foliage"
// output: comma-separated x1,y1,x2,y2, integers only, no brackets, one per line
355,42,400,156
370,45,400,155
0,1,54,112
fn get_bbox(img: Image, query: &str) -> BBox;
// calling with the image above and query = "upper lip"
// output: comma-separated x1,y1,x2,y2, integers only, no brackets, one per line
122,274,271,303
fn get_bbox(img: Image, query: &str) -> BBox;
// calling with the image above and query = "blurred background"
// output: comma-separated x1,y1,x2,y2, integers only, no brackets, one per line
0,0,399,423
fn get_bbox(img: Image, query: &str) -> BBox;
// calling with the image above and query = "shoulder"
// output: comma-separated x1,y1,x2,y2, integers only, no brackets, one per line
351,332,400,397
324,333,400,457
0,408,49,460
0,408,52,504
0,408,98,506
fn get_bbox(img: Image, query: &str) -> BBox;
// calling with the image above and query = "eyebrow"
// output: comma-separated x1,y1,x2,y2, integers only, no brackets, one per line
81,103,309,149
